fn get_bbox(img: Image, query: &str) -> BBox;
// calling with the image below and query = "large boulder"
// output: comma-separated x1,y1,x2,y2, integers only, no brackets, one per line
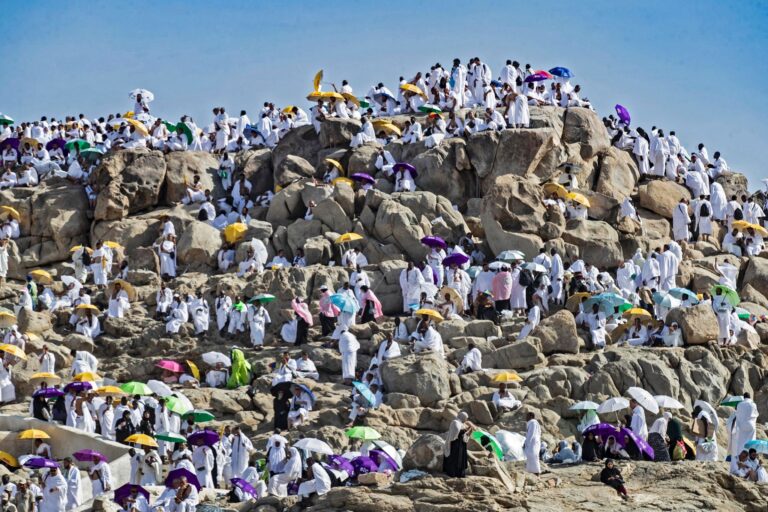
318,118,361,148
312,199,352,234
715,172,749,199
176,221,222,269
411,139,472,206
562,108,610,160
371,199,427,261
666,303,720,345
394,191,469,242
272,125,321,168
234,148,273,195
595,147,639,201
480,175,547,255
638,181,691,219
164,152,221,204
482,338,546,370
275,154,315,186
91,149,167,219
530,310,580,354
266,182,306,226
380,353,453,407
27,185,90,266
742,258,768,299
561,220,623,269
402,434,445,472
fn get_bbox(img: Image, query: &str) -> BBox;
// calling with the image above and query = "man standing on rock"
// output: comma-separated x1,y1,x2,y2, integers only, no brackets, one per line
734,393,758,459
339,329,360,385
399,261,425,313
230,426,254,479
524,412,542,475
672,198,691,242
629,398,648,441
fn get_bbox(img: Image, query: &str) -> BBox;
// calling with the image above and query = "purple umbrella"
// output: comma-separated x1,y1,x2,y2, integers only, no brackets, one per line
370,449,400,470
442,253,470,267
33,388,64,399
350,455,378,476
392,162,417,177
24,457,58,469
165,468,201,490
73,449,106,462
231,478,259,498
0,138,19,152
63,381,93,393
620,427,654,460
351,173,375,184
45,138,66,151
420,236,447,249
328,455,355,475
614,104,631,125
113,484,150,505
524,72,550,83
187,430,219,447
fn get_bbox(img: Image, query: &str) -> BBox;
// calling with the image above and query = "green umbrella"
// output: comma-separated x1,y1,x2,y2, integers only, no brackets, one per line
471,430,503,460
120,381,153,395
418,104,442,114
345,426,381,440
65,139,91,152
164,395,192,415
155,431,186,444
710,284,740,307
249,294,275,304
183,409,215,423
163,121,178,133
175,122,194,144
359,99,370,109
734,307,752,321
720,395,744,408
0,114,13,126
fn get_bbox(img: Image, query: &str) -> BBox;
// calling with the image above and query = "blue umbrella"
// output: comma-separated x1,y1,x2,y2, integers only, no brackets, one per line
744,440,768,454
352,380,377,407
442,253,469,267
584,294,630,315
292,383,316,406
330,294,358,314
668,288,699,303
652,292,680,309
549,67,573,78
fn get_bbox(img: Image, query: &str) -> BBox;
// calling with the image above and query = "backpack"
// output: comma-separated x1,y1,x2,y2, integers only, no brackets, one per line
699,202,710,217
672,440,687,461
198,208,209,221
81,250,91,266
734,207,744,221
519,269,534,287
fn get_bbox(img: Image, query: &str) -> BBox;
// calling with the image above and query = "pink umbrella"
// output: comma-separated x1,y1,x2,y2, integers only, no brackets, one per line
156,360,184,373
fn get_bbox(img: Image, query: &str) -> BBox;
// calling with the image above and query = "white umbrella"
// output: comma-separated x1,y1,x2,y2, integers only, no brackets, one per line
60,275,82,290
626,387,660,414
420,282,438,300
654,395,684,410
494,430,526,461
146,380,173,397
523,262,547,273
488,261,507,271
293,438,334,456
129,88,155,102
568,260,585,273
202,352,231,367
597,397,629,414
693,400,719,431
570,401,600,411
341,451,361,460
370,440,403,467
497,250,525,262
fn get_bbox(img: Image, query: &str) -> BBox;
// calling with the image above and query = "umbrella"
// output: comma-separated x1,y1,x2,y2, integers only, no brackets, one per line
231,478,259,498
129,89,154,102
330,293,358,314
566,191,591,207
18,429,50,440
626,387,659,414
623,308,653,323
335,232,363,244
369,448,401,469
73,449,106,462
165,468,201,490
0,344,25,360
30,269,54,285
497,250,525,263
319,91,344,101
614,104,631,125
20,137,40,149
392,162,417,177
120,381,153,395
711,284,740,306
147,380,173,397
328,455,355,475
421,236,447,249
597,397,629,414
350,173,375,184
733,221,768,237
414,308,444,322
186,360,200,381
549,67,573,78
63,381,92,393
324,158,344,174
418,103,442,114
0,311,15,330
350,456,378,476
249,293,276,304
0,139,19,151
30,372,60,383
654,395,684,410
0,451,18,468
164,394,193,415
345,426,381,440
375,122,401,136
75,304,100,313
187,430,219,446
292,383,316,406
543,182,569,199
523,262,547,274
493,372,522,383
81,148,104,160
60,276,82,290
0,206,20,221
23,457,58,469
183,409,215,423
570,401,600,411
333,177,354,188
470,430,504,460
442,253,469,267
65,139,90,152
524,72,551,83
202,352,231,367
351,381,377,406
108,279,137,301
622,427,655,460
175,122,194,144
114,484,150,505
313,70,323,91
45,138,66,151
438,286,464,313
0,114,14,125
156,360,184,373
103,241,123,250
400,83,427,99
155,432,187,444
668,287,699,303
693,400,719,431
341,92,360,106
96,386,126,397
720,395,744,408
744,440,768,455
223,222,248,244
294,438,334,455
124,434,158,448
33,387,64,399
494,430,526,461
73,371,101,382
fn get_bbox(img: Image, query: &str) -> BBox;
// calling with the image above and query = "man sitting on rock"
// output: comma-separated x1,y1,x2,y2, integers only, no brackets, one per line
492,383,521,411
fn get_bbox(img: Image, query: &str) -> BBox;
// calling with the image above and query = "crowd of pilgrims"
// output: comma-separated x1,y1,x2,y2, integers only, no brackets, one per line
0,54,766,509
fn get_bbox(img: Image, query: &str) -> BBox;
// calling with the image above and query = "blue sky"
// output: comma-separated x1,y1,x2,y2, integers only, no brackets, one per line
2,0,766,186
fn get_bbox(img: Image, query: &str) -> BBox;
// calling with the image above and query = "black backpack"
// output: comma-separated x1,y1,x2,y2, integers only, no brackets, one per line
734,207,744,221
699,202,710,217
519,269,534,287
81,250,92,266
198,208,209,221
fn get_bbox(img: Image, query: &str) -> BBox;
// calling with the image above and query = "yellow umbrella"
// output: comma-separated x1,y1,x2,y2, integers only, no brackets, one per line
0,311,16,329
30,372,60,383
565,292,592,312
126,118,149,137
374,122,401,136
0,206,20,221
414,309,444,322
76,304,100,313
103,241,123,250
732,220,751,231
73,371,101,382
187,360,200,381
342,92,360,107
0,344,26,360
281,106,296,114
109,279,137,301
733,221,768,237
124,433,158,448
306,91,323,102
335,233,363,244
623,307,653,323
324,158,344,175
332,177,354,188
69,245,93,254
438,286,464,313
321,91,344,101
123,111,135,119
96,385,126,396
313,70,323,92
543,182,569,200
493,372,523,383
18,429,50,440
400,83,427,99
20,137,40,148
0,451,18,468
566,192,591,208
223,223,248,244
30,269,54,285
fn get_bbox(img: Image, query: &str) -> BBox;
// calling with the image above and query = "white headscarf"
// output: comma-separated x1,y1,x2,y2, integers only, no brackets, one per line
443,412,469,456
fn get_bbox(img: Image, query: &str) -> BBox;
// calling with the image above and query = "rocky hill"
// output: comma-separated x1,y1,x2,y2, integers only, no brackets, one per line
1,105,767,511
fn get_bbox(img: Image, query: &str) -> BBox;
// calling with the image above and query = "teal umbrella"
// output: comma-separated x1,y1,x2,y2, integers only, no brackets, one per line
711,284,740,307
176,122,194,144
155,431,186,444
667,287,699,303
65,139,90,152
0,114,13,126
182,409,215,423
